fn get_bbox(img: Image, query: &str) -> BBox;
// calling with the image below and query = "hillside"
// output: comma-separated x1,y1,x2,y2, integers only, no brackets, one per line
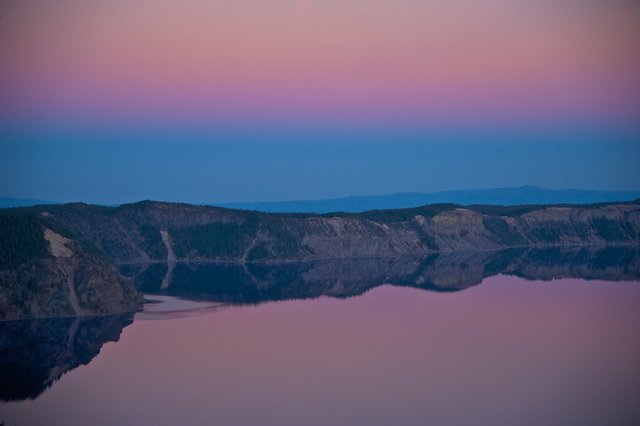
2,200,639,319
0,211,143,320
24,200,640,264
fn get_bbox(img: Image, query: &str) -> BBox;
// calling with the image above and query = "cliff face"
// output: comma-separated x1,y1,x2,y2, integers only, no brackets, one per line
34,201,640,263
2,201,637,319
0,213,143,320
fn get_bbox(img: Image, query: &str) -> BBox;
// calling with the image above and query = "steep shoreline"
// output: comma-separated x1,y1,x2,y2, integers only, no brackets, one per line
28,201,640,264
1,200,638,319
0,214,143,320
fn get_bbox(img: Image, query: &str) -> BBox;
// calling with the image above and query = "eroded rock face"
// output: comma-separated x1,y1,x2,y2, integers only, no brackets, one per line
43,229,73,258
32,201,640,263
0,216,143,320
2,202,639,319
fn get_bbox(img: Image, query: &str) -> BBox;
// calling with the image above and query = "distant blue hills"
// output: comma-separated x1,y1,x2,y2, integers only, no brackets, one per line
0,197,58,208
216,186,640,213
2,186,640,212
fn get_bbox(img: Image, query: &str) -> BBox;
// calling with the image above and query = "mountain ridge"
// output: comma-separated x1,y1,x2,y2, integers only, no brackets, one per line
216,186,640,213
0,197,59,209
4,186,640,211
2,199,639,319
24,199,640,264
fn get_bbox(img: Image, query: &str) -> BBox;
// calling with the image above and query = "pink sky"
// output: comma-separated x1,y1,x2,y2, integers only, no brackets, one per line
1,0,639,128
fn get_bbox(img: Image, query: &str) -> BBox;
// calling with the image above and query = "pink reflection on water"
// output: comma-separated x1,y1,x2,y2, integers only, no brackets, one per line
2,275,640,425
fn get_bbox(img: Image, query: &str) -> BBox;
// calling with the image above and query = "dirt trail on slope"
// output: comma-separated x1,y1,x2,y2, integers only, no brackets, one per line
160,230,176,290
65,267,84,316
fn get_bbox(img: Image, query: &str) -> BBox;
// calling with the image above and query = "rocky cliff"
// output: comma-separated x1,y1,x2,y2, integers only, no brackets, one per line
0,212,143,320
2,201,638,319
31,201,640,263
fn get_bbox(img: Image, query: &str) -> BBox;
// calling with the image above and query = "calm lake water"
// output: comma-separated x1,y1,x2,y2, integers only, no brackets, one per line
2,250,640,425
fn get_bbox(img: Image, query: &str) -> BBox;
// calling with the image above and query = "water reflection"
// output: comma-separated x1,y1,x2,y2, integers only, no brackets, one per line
1,246,638,404
121,246,640,303
0,314,133,401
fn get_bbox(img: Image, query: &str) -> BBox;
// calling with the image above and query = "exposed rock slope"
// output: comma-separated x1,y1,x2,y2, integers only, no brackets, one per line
2,200,638,319
0,213,143,320
33,201,640,263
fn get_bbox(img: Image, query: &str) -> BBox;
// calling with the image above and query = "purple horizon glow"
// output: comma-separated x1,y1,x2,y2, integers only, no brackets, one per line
1,0,639,130
1,0,639,203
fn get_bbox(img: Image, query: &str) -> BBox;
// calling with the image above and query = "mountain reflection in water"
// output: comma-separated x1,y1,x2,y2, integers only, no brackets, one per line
0,315,133,401
1,246,638,404
120,246,640,304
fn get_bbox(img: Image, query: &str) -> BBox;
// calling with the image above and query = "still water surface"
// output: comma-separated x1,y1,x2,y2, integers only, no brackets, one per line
2,273,640,425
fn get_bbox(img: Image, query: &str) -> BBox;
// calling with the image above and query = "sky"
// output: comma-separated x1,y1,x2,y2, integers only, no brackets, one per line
1,0,639,203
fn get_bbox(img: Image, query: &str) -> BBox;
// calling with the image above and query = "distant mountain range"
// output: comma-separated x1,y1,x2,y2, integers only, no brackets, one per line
3,186,640,212
0,197,58,209
216,186,640,213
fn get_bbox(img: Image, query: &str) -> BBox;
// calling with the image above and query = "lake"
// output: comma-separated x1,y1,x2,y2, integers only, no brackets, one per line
2,249,640,425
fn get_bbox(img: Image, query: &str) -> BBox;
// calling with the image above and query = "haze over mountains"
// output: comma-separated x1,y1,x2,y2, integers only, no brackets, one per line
217,186,640,213
3,186,640,212
0,198,58,209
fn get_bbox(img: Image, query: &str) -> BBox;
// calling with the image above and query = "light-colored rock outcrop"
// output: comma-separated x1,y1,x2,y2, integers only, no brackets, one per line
33,201,640,264
1,221,143,320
